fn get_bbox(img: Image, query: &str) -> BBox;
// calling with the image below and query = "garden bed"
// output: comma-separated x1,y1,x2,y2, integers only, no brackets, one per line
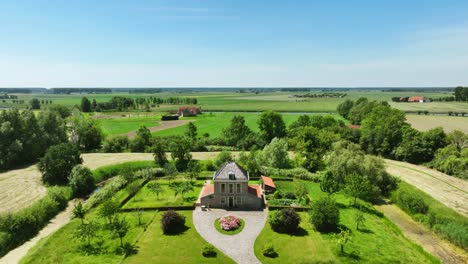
214,216,245,235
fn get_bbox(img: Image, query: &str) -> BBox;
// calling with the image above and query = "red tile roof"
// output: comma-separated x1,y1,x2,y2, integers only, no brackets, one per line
200,184,214,197
408,96,426,102
261,176,276,189
248,185,262,198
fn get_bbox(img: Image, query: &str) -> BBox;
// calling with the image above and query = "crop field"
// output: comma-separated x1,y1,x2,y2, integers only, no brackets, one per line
406,115,468,133
94,114,161,136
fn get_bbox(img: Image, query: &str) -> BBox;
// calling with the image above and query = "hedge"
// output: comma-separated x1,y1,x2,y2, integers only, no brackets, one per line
161,115,179,121
267,205,310,212
120,205,195,212
92,161,158,182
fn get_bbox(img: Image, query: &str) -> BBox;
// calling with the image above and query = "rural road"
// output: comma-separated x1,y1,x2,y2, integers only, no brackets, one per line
376,202,468,264
384,159,468,217
125,120,191,138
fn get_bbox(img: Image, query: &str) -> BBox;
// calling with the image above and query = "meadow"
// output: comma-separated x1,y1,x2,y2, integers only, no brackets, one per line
255,180,440,264
405,114,468,133
93,114,161,136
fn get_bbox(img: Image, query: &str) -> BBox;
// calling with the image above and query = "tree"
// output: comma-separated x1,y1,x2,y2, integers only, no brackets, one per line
30,98,40,109
126,181,141,197
74,221,99,248
345,173,370,206
111,217,129,248
164,163,178,184
185,122,198,142
214,151,233,167
131,126,152,152
261,138,290,169
320,171,341,195
102,136,129,153
295,181,309,204
38,143,83,185
161,210,186,234
70,111,103,151
355,210,365,230
73,202,86,224
80,97,91,112
68,165,96,197
187,160,201,182
309,196,340,232
170,136,192,171
269,208,301,234
258,111,286,143
337,99,354,119
99,199,120,225
337,229,351,254
37,110,68,147
223,115,253,147
152,137,168,166
448,130,467,151
147,182,163,199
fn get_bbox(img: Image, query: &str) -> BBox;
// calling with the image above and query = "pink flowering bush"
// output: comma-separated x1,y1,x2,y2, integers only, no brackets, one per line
219,215,241,231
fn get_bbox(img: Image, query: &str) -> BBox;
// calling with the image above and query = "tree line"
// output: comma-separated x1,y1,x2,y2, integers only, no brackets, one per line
80,96,197,112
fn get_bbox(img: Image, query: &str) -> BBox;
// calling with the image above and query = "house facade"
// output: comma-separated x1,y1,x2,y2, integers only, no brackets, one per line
200,162,263,209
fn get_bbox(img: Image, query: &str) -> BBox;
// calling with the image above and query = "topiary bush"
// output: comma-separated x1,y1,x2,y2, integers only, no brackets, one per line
262,244,278,258
309,196,340,232
269,208,301,234
161,210,186,234
202,245,217,257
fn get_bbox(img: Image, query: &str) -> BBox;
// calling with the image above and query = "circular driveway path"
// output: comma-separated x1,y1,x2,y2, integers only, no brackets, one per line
193,208,267,264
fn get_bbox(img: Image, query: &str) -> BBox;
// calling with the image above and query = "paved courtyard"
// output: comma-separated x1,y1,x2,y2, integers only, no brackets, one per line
193,208,268,264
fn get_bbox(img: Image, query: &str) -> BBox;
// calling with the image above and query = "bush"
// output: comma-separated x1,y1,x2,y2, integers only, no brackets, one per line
309,196,340,232
392,188,428,214
134,167,164,180
38,143,82,185
284,192,297,200
202,245,217,257
68,165,96,197
262,244,278,258
84,176,127,210
260,166,319,182
269,208,301,234
161,210,186,234
102,136,129,153
92,161,156,182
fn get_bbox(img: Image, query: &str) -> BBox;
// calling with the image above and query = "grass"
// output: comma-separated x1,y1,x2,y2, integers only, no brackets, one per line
96,115,161,136
20,211,155,264
406,114,468,133
123,211,235,264
122,179,203,209
255,181,440,264
214,218,245,235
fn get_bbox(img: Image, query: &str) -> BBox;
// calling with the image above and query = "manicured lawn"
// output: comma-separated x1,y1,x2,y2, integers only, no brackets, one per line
96,115,161,136
255,181,440,264
122,180,203,209
20,211,155,264
214,218,245,235
123,211,235,264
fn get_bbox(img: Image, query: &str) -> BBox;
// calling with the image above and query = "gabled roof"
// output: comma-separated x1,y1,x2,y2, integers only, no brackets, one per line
200,184,214,198
261,176,276,189
248,185,262,198
213,162,249,181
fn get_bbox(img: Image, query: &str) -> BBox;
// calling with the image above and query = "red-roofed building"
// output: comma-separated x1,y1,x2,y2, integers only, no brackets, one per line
177,106,202,117
261,176,276,194
408,96,429,103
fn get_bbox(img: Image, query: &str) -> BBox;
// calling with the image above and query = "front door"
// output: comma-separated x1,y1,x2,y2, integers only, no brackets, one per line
228,196,234,208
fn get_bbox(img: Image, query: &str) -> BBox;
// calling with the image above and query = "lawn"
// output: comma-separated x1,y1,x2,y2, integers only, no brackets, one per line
122,179,203,209
255,181,440,264
95,114,161,136
20,211,155,264
123,211,235,264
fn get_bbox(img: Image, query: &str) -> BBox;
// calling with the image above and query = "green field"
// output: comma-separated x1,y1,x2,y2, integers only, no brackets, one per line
122,180,203,209
2,91,466,113
94,114,161,136
255,180,439,264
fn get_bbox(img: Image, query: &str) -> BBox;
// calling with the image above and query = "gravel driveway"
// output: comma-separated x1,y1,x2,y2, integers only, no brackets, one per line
193,208,267,264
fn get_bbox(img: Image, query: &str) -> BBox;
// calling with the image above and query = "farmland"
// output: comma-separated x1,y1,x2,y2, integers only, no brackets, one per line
406,114,468,133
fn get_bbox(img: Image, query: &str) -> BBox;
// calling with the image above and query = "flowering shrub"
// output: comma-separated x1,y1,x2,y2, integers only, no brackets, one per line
219,215,241,231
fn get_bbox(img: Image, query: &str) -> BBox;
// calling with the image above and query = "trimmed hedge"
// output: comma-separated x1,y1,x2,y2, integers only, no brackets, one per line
120,205,195,212
0,187,71,256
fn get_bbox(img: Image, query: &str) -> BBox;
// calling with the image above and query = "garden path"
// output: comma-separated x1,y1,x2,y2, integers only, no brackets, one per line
384,159,468,217
193,208,267,264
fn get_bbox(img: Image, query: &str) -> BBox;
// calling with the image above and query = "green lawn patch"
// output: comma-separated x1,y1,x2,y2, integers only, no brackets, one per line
214,218,245,235
122,180,203,209
123,211,235,264
96,115,161,136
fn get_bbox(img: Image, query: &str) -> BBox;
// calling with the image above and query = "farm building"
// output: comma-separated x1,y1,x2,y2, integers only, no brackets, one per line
199,162,263,209
177,106,202,117
261,176,276,194
408,96,429,103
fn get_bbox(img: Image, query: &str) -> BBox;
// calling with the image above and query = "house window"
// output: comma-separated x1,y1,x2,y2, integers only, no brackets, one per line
236,184,241,193
221,197,225,204
229,172,235,180
221,184,225,193
236,196,242,205
229,184,234,194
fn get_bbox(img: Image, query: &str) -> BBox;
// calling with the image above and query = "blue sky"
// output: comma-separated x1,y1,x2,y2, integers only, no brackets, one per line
0,0,468,87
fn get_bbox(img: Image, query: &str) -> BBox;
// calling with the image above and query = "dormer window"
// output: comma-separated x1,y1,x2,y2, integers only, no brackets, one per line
228,171,235,180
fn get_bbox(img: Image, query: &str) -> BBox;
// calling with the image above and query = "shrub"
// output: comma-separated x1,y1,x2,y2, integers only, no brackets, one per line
273,191,283,199
134,167,165,180
84,176,127,210
392,188,428,214
102,136,129,153
38,143,82,185
68,165,96,197
309,196,340,232
219,215,241,231
161,210,186,234
262,244,278,258
202,245,217,257
284,192,297,200
269,208,301,234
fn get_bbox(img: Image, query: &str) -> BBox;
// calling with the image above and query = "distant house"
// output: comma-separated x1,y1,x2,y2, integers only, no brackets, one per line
177,106,202,117
261,176,276,194
199,162,263,209
408,96,429,103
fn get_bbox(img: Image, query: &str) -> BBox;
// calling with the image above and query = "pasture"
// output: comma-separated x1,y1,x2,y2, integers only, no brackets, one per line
406,115,468,133
94,114,161,136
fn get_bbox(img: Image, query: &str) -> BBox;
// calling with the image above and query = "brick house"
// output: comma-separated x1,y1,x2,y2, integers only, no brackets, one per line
200,162,263,209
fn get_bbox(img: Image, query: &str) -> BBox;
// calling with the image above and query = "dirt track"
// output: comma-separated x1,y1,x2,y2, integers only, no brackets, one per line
125,120,191,138
376,202,468,263
385,159,468,217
